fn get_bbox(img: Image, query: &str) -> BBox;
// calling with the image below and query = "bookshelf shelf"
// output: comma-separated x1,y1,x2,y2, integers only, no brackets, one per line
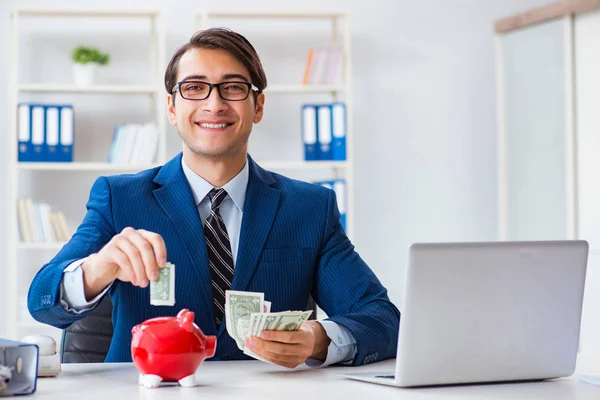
202,10,345,20
17,162,160,172
17,161,347,172
14,8,160,18
17,242,67,250
17,84,159,94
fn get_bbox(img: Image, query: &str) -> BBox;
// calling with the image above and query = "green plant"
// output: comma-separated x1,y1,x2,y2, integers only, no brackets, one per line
71,46,110,65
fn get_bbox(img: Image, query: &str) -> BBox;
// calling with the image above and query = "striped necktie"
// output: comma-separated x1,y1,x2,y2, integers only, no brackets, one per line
204,188,234,326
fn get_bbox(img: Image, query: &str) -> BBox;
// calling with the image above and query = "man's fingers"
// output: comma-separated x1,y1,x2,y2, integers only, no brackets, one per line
138,230,167,271
126,229,162,282
116,229,148,286
106,227,167,286
111,249,136,284
250,337,301,356
258,330,309,344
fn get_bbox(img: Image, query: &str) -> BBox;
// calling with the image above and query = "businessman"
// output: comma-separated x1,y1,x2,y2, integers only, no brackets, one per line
28,28,400,368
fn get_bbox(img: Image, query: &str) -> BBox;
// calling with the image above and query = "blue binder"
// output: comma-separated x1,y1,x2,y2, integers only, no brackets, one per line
45,106,60,162
17,104,33,162
301,105,318,161
331,102,346,161
58,106,74,162
317,105,332,160
30,105,45,162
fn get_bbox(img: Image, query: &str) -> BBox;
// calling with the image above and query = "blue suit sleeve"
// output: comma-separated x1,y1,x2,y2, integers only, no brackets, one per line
313,188,400,366
27,177,117,328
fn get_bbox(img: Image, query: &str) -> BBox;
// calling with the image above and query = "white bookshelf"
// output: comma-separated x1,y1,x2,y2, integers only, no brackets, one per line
5,8,167,340
197,10,354,242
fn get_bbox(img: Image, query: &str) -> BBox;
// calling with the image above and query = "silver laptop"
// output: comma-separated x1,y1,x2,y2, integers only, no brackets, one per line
343,240,588,387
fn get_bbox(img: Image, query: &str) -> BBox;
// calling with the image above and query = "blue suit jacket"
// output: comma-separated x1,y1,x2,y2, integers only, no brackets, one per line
28,154,400,365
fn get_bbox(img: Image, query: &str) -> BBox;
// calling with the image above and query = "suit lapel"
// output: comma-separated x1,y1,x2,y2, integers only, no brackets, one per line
217,156,281,338
152,154,215,327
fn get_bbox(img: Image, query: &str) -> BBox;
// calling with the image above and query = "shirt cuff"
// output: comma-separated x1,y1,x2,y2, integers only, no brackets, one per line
305,320,357,368
60,258,112,313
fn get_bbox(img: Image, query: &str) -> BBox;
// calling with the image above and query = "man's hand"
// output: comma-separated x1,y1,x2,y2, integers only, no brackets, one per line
244,320,331,368
81,227,167,300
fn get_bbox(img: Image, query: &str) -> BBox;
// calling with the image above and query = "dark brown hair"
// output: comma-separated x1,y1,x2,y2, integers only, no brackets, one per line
164,28,267,96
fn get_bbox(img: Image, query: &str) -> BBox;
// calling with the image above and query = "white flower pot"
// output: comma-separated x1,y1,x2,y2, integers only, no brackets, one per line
72,63,96,86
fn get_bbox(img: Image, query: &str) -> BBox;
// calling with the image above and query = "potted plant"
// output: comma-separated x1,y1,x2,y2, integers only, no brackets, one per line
71,46,110,86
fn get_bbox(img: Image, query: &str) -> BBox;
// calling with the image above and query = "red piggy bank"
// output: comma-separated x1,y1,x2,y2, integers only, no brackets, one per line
131,309,216,388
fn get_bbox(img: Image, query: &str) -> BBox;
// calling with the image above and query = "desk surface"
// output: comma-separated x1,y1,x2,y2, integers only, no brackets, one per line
31,358,600,399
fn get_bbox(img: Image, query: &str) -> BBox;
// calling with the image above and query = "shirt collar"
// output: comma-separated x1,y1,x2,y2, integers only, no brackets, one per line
181,157,249,212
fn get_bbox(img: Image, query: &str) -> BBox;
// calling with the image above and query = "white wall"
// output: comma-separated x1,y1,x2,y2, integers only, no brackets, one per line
0,0,553,336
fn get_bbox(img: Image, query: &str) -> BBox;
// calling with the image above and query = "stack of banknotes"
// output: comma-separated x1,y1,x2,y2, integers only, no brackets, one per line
225,290,312,362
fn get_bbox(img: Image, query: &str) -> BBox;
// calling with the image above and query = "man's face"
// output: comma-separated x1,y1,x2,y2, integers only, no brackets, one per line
167,48,265,159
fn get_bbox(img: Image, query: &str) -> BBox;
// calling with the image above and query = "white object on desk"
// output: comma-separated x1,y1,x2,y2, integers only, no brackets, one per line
21,335,61,377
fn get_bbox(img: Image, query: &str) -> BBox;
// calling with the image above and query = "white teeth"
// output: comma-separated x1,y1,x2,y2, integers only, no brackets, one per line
199,123,228,128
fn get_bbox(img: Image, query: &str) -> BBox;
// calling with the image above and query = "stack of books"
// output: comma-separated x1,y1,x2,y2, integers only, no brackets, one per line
302,48,343,85
17,198,71,243
108,123,159,165
301,102,346,161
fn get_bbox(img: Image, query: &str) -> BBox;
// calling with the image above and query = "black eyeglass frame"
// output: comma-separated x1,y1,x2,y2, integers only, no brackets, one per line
172,80,260,101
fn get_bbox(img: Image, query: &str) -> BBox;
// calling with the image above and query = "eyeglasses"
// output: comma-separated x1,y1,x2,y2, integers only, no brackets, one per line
172,80,260,101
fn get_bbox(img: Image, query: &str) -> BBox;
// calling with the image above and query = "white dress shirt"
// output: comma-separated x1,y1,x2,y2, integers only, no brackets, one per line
60,158,357,366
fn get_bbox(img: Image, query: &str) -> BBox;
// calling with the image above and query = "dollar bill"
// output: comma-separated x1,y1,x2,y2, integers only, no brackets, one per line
150,262,175,306
248,313,261,338
225,290,264,350
270,310,312,331
260,313,281,332
247,301,270,337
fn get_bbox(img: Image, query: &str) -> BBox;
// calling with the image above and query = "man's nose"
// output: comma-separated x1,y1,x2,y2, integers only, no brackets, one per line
202,87,228,113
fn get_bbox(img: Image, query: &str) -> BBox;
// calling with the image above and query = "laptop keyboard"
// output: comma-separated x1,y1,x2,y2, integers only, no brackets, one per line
375,375,395,379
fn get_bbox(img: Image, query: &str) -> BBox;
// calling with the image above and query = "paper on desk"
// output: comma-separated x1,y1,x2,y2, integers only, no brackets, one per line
580,374,600,386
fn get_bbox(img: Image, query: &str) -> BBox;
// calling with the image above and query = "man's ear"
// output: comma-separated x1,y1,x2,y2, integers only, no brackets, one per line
167,94,177,126
253,92,265,124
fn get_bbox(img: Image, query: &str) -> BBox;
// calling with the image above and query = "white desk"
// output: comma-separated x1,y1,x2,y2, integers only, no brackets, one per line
30,358,600,399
